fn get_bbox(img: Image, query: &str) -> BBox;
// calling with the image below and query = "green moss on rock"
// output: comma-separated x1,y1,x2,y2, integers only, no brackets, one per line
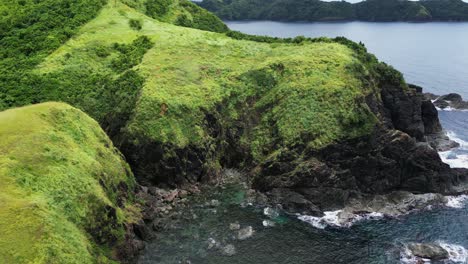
0,102,137,263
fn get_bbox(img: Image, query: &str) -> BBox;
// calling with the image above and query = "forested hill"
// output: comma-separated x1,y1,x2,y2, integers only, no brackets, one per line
198,0,468,22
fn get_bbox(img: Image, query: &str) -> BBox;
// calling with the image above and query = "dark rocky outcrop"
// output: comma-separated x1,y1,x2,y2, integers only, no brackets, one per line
431,92,468,110
408,243,449,261
253,83,468,213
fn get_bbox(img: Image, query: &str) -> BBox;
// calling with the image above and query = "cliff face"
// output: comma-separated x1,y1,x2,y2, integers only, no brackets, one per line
1,1,468,261
254,77,468,214
25,1,466,207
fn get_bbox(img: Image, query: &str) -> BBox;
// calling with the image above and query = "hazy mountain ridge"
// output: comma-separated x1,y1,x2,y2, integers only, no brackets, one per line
199,0,468,21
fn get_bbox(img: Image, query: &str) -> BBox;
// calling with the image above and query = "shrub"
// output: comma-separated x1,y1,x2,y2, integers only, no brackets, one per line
129,18,143,30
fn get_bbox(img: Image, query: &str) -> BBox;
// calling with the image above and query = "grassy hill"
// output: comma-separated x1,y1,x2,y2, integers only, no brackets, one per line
0,0,442,262
0,0,401,185
27,0,387,183
0,102,137,263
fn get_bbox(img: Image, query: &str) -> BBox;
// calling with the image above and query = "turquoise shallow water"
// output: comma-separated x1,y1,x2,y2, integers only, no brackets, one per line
139,180,468,263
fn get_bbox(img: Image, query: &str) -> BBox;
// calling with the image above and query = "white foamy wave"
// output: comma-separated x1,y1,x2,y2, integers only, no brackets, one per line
439,131,468,169
446,131,468,148
400,246,430,264
434,100,468,112
439,152,468,169
446,195,468,208
297,210,384,229
439,242,468,263
400,242,468,264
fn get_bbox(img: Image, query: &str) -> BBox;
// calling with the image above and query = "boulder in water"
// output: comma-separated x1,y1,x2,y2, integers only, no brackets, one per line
222,244,236,256
229,222,241,231
408,243,449,260
237,226,254,240
433,93,468,110
263,207,280,219
262,220,276,228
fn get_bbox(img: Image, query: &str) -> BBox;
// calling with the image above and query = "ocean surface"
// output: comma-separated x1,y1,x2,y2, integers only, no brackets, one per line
226,21,468,99
139,22,468,263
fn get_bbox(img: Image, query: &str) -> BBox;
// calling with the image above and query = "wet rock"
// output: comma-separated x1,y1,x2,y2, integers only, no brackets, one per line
188,185,200,194
179,190,188,198
140,185,149,194
207,238,217,250
426,133,460,152
164,189,179,202
237,226,254,240
117,238,145,260
262,220,276,228
221,244,236,256
421,99,442,135
344,191,448,217
447,152,458,159
229,222,240,231
133,220,153,241
408,243,449,260
210,199,220,207
267,188,322,215
263,207,279,219
433,93,468,110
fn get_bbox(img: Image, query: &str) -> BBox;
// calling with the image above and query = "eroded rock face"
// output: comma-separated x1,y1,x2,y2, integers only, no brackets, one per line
253,83,468,212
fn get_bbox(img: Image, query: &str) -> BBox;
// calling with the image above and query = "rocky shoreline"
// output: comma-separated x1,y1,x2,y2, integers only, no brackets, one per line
118,84,468,262
424,92,468,111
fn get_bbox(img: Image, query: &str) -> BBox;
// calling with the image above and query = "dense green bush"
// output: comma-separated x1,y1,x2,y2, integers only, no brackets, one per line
129,18,143,30
141,0,228,33
145,0,172,17
0,0,107,110
111,35,154,72
176,1,228,33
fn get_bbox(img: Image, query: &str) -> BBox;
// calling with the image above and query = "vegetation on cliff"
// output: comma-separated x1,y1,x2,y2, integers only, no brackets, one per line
0,103,137,263
1,0,404,186
27,1,388,184
199,0,468,22
1,0,465,262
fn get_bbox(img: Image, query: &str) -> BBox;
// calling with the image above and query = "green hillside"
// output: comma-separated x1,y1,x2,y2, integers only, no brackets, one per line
32,1,382,167
0,0,399,185
0,0,442,262
0,103,137,263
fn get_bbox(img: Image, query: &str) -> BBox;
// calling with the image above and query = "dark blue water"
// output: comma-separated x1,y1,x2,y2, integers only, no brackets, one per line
139,184,468,264
226,21,468,99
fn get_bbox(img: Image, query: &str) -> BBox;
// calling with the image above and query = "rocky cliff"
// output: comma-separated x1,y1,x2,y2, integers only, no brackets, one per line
29,1,467,214
1,1,468,262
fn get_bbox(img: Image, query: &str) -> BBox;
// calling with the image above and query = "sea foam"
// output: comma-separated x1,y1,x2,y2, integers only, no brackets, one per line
439,130,468,169
297,210,384,229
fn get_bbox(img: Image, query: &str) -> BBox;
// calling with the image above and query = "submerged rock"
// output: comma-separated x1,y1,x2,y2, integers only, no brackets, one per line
345,191,448,217
229,222,241,231
262,220,276,228
408,243,449,260
263,207,280,219
237,226,255,240
221,244,236,256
